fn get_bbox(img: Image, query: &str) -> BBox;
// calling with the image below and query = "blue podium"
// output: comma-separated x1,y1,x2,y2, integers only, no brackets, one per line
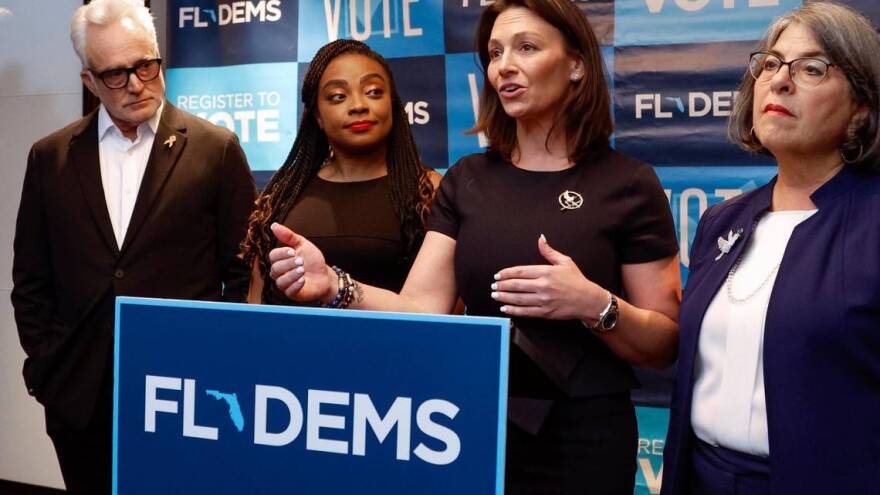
113,297,509,494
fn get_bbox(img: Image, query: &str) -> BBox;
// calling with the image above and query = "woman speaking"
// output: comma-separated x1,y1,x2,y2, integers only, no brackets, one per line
268,0,680,492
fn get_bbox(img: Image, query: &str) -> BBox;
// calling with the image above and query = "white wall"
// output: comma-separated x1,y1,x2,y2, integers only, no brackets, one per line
0,0,167,488
0,0,170,486
0,0,81,488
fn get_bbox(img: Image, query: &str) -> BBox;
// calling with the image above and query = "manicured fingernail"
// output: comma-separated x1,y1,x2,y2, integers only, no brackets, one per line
499,306,508,313
294,257,303,266
494,272,501,280
491,292,498,299
490,282,498,290
294,267,304,275
297,276,305,284
539,233,547,243
287,248,295,257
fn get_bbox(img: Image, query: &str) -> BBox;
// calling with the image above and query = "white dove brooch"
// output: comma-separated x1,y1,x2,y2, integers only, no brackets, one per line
715,227,744,261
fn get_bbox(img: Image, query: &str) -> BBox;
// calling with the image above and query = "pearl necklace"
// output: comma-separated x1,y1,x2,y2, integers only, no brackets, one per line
726,255,780,304
724,208,818,304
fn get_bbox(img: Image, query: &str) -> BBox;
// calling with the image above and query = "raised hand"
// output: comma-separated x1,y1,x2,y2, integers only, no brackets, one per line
268,223,336,303
491,235,609,321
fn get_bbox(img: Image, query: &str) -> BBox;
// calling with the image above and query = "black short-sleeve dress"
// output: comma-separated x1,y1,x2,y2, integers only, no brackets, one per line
428,148,677,493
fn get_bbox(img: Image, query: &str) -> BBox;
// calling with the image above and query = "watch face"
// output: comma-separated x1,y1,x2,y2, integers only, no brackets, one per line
602,313,618,330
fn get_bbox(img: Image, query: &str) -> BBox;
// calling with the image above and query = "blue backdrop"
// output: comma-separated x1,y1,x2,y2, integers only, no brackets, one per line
163,2,880,493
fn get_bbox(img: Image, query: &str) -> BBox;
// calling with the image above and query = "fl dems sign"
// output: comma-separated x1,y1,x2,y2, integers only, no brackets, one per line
113,298,508,494
143,374,463,465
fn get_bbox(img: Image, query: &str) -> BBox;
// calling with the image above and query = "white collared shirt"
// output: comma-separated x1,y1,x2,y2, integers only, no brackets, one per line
97,102,163,248
691,209,816,457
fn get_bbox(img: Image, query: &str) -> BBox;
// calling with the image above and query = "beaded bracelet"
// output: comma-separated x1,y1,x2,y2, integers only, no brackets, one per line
324,266,346,308
324,266,357,309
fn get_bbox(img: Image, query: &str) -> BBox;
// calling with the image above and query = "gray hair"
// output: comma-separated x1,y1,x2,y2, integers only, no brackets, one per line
728,1,880,172
70,0,158,69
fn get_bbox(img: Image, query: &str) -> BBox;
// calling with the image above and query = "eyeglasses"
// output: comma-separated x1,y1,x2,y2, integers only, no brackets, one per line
90,58,162,89
748,52,834,88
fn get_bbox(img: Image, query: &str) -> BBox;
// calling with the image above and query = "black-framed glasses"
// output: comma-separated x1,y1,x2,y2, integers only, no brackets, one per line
748,52,834,88
91,58,162,89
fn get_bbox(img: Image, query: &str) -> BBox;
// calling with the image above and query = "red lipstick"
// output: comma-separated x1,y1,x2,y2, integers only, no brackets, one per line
348,120,376,132
764,103,794,117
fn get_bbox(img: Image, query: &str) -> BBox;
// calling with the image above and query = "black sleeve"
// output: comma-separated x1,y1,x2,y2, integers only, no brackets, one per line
11,145,56,358
215,132,256,302
619,164,679,264
426,158,462,239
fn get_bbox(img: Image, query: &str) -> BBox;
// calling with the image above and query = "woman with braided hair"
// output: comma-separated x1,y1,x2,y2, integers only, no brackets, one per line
241,39,439,303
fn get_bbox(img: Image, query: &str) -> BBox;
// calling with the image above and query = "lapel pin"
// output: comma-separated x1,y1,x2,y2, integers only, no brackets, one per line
558,190,584,211
715,227,744,261
164,135,177,149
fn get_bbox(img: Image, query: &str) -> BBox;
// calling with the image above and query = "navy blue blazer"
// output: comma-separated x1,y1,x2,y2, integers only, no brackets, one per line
662,167,880,494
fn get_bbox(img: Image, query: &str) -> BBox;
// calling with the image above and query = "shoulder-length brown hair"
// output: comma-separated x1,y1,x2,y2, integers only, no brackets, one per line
469,0,612,163
728,1,880,172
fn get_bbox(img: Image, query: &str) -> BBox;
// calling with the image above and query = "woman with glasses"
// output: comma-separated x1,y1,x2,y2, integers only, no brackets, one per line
662,3,880,494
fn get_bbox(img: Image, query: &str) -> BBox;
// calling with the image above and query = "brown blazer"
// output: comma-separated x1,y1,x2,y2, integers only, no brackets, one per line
11,102,256,429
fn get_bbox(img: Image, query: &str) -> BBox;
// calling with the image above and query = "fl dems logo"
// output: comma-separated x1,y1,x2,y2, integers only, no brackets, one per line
144,375,462,466
635,91,739,119
179,1,281,28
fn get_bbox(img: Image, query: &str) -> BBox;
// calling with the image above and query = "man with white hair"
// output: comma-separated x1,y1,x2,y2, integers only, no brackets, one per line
11,1,255,491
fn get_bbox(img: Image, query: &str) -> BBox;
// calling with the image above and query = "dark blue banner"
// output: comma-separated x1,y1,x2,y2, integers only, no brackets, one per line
839,0,880,26
114,298,509,494
442,0,486,54
168,0,298,67
577,0,615,46
388,55,449,170
614,41,775,166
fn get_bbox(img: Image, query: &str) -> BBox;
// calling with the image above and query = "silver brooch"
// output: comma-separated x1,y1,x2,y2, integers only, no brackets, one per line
558,190,583,211
715,227,744,261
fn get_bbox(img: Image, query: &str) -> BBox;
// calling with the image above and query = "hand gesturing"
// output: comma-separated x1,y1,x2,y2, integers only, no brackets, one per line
268,223,335,303
491,235,608,321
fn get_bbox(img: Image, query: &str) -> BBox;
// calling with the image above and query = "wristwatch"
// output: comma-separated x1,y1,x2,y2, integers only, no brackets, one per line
591,293,619,332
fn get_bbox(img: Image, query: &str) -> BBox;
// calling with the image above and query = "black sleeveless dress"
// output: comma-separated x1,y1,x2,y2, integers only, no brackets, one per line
265,175,411,305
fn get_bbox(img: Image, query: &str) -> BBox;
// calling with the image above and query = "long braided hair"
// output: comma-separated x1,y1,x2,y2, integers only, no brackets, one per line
241,39,435,301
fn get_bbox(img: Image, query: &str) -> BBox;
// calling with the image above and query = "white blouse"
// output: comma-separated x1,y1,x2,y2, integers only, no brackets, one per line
691,209,816,456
